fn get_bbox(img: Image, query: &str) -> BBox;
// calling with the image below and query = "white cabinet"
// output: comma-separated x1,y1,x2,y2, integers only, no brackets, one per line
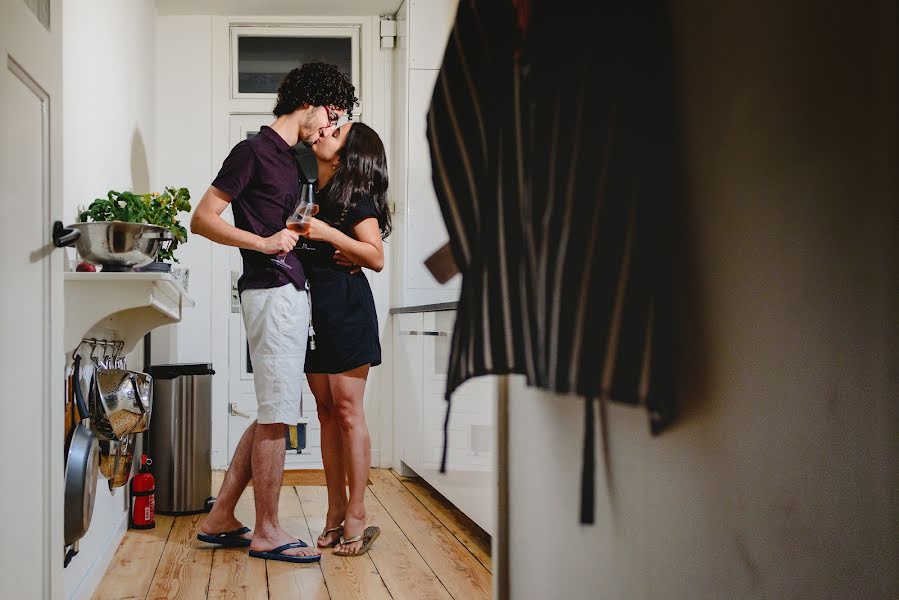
393,0,462,307
393,312,424,468
393,308,496,534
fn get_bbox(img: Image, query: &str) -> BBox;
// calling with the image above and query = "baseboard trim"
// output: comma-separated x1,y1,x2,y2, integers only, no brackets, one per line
70,511,128,600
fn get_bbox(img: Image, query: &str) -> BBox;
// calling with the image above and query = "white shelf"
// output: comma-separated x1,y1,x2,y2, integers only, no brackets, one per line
64,272,194,354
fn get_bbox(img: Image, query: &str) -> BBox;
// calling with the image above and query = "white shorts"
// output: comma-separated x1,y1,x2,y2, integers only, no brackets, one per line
240,284,310,425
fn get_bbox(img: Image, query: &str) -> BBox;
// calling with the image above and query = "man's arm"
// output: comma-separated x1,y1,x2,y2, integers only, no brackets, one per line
190,185,299,255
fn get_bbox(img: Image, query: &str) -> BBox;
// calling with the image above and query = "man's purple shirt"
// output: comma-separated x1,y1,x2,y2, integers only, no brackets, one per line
212,126,306,293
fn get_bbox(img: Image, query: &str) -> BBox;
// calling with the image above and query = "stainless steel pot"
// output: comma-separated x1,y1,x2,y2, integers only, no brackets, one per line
69,221,173,271
91,368,151,440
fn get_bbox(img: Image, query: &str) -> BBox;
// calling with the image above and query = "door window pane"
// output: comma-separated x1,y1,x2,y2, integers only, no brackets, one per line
237,36,352,94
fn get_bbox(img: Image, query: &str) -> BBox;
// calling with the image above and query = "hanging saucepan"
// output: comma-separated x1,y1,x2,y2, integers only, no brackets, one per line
92,368,151,440
131,371,153,427
64,355,100,549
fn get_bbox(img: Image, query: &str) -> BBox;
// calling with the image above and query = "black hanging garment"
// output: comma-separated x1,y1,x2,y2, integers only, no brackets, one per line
426,0,680,524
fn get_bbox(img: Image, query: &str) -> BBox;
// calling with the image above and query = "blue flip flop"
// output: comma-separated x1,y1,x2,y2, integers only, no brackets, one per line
249,540,321,563
197,526,252,547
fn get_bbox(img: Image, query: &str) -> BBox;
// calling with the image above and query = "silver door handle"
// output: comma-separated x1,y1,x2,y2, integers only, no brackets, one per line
229,402,251,418
399,331,448,336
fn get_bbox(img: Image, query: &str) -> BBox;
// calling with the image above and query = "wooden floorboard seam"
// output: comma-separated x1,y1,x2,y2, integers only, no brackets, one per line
393,471,491,573
205,540,215,600
264,556,271,600
292,485,335,600
366,483,455,599
349,486,397,600
144,516,177,600
364,529,398,600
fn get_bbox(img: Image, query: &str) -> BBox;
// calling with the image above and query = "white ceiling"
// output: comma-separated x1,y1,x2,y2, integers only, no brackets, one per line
155,0,404,16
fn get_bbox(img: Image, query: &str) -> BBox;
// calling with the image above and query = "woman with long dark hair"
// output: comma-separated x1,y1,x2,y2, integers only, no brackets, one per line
299,121,391,556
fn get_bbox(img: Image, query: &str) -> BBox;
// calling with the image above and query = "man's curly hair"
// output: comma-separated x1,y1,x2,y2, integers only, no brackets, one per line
273,61,358,117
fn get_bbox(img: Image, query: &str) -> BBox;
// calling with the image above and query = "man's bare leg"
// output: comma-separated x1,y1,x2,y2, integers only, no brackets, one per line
248,422,321,558
200,420,256,540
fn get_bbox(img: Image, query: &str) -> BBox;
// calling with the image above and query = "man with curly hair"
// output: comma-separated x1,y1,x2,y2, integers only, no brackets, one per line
190,61,356,563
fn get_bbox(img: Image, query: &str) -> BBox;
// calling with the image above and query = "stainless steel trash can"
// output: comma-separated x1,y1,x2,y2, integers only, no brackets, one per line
146,363,215,515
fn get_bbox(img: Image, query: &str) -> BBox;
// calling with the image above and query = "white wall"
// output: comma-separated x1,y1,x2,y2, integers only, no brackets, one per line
151,16,213,365
506,2,898,599
63,1,157,223
61,1,158,598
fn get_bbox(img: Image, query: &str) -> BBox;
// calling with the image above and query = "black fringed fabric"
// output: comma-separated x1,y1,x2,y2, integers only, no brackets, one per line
428,0,679,523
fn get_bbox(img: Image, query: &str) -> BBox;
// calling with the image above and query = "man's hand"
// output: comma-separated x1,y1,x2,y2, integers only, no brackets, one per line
333,250,361,274
259,229,300,255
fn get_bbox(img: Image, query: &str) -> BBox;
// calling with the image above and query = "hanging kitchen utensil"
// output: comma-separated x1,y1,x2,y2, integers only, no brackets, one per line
91,368,151,439
64,355,76,447
102,432,137,490
77,342,97,418
64,353,100,559
98,437,117,480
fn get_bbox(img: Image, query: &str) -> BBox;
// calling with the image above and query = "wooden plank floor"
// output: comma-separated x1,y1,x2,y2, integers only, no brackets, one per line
93,469,491,599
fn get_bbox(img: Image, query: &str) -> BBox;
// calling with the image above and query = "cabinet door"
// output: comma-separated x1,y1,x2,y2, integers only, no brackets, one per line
421,311,495,470
406,69,461,303
420,310,496,534
393,312,424,469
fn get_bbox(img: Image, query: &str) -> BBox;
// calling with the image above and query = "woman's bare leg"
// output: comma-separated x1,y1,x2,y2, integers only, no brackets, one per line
329,364,371,554
308,372,348,547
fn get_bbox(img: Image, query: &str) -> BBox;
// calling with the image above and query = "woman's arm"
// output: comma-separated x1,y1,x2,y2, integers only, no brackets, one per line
304,217,384,272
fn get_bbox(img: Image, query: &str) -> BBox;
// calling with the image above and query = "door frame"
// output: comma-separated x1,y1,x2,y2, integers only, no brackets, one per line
1,0,64,596
208,14,391,470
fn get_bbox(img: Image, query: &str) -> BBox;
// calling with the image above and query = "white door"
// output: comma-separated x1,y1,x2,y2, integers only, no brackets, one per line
225,114,324,469
0,0,65,598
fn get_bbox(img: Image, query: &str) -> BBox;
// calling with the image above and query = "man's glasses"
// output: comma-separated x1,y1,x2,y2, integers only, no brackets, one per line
325,106,352,128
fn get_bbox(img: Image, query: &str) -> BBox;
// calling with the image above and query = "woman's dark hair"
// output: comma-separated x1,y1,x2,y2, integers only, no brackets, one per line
273,61,358,117
330,122,392,239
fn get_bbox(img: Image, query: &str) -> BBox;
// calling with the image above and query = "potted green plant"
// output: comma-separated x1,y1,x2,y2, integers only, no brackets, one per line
78,187,191,271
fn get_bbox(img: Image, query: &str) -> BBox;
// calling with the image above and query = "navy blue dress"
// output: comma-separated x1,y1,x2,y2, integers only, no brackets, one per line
300,184,382,374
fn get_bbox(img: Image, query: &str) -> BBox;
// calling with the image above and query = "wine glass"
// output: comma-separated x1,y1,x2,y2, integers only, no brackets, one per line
271,183,319,268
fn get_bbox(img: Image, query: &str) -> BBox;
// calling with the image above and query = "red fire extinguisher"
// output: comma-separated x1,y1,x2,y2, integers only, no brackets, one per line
130,454,155,529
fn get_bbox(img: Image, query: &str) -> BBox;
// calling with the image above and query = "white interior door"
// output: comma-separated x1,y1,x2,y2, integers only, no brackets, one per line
225,114,324,469
0,0,64,597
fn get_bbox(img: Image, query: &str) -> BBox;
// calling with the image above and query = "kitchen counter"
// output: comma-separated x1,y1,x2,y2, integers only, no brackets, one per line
389,301,458,315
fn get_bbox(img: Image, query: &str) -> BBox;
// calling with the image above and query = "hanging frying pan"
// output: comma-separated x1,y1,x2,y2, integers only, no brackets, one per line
64,355,100,554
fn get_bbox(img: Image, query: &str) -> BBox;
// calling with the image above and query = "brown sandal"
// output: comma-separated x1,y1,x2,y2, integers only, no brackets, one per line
318,525,344,548
333,526,380,557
